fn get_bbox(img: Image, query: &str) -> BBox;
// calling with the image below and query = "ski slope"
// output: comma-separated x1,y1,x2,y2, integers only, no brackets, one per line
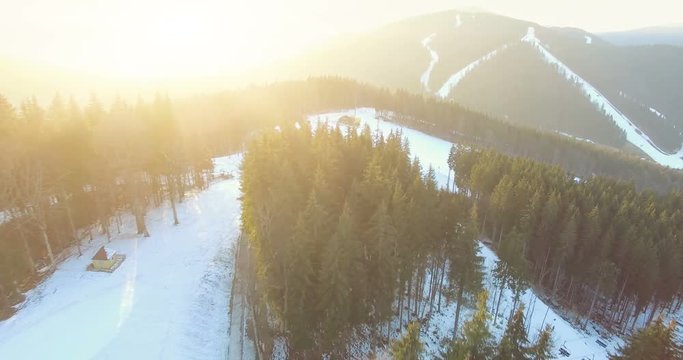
0,155,246,360
522,26,683,169
310,108,625,359
436,45,508,99
420,33,439,92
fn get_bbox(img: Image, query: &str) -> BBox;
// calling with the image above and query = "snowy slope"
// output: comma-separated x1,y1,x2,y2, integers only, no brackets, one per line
436,45,508,99
522,26,683,169
0,155,245,360
420,33,439,92
310,108,625,359
478,244,623,359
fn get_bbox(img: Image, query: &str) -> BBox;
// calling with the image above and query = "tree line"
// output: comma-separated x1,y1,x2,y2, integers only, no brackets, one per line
229,77,683,193
392,292,554,360
450,146,683,335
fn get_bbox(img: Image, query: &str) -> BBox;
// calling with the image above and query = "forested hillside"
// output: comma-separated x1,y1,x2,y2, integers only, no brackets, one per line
196,78,683,192
452,146,683,333
451,43,627,148
539,27,683,152
3,77,683,319
240,122,473,356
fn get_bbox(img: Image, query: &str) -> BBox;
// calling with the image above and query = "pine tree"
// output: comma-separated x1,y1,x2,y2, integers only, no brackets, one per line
391,321,423,360
496,304,529,360
445,291,494,360
528,325,554,360
448,204,484,338
610,317,681,360
318,203,354,347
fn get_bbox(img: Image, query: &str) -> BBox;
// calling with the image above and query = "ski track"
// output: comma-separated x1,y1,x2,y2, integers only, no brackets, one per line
420,33,439,92
436,45,508,99
0,155,244,360
522,26,683,169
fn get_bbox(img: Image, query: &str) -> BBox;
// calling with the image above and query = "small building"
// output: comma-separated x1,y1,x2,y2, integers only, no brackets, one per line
338,115,360,127
89,246,125,273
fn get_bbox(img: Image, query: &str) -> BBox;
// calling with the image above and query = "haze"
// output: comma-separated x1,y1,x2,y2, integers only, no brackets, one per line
1,0,680,81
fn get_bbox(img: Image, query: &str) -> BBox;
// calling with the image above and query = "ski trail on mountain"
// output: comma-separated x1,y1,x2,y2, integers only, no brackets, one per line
420,33,439,92
436,44,508,99
522,26,683,169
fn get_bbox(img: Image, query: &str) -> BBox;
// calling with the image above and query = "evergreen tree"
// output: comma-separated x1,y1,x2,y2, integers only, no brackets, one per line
496,304,529,360
448,205,484,338
528,325,554,360
391,321,423,360
445,291,494,360
610,317,681,360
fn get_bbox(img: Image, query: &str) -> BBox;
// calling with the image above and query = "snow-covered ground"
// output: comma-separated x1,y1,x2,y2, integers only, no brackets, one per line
478,244,623,359
420,33,440,92
0,155,246,360
436,45,508,99
310,108,625,359
522,26,683,169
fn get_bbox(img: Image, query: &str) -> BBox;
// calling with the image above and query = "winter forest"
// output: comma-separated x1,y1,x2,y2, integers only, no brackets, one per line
1,78,682,359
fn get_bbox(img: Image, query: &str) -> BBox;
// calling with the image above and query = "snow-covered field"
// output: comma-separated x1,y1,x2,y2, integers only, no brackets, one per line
0,155,245,360
521,26,683,169
311,108,625,359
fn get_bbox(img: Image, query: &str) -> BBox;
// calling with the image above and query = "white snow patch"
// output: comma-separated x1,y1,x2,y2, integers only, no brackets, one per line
455,14,462,28
103,247,117,259
0,154,246,360
558,131,595,144
648,107,667,119
585,35,593,45
420,33,440,92
436,45,508,99
522,26,683,169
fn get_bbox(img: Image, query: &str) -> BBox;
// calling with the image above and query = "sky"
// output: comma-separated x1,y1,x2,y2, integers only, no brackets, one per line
0,0,681,80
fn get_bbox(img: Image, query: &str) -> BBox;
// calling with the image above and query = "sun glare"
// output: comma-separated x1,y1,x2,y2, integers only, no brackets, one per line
63,3,286,80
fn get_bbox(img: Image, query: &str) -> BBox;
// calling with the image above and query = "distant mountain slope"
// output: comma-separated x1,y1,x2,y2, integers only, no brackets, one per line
537,27,683,152
450,43,626,148
600,26,683,47
269,11,683,166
